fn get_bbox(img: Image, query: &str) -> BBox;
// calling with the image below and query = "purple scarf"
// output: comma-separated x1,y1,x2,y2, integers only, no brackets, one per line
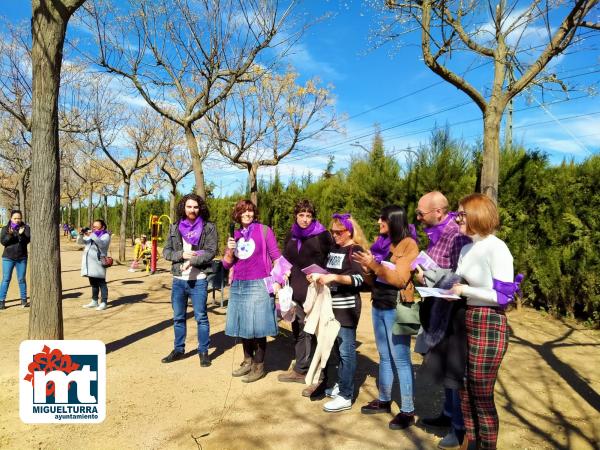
178,217,204,246
94,229,107,238
235,222,256,241
291,220,327,251
332,213,354,234
424,212,457,250
493,273,524,309
371,235,391,263
10,222,20,231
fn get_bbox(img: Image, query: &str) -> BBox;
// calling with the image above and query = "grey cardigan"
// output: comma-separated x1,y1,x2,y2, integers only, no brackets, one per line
163,222,218,277
79,233,111,279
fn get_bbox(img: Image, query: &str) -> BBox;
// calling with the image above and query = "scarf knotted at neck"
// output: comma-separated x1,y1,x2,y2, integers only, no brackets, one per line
291,220,326,251
178,217,204,246
424,212,457,249
10,222,20,231
235,222,256,241
370,235,391,263
94,229,107,238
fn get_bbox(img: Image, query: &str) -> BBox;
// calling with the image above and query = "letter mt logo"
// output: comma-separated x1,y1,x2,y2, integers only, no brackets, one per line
20,340,106,423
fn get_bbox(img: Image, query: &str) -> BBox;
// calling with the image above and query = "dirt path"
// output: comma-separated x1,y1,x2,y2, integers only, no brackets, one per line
0,242,599,449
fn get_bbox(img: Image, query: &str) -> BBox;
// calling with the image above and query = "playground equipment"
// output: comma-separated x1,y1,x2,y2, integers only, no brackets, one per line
148,214,171,274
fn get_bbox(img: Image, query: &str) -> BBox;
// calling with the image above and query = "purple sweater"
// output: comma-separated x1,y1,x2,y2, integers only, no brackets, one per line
222,224,281,281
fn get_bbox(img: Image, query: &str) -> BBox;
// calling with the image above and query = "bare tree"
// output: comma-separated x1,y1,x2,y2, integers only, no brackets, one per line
80,0,299,199
159,144,193,222
382,0,599,201
208,69,338,205
87,83,177,261
0,116,32,218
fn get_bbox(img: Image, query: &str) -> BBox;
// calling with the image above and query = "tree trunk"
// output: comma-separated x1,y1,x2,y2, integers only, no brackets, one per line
130,198,136,246
68,198,72,225
18,174,27,222
169,189,177,223
88,183,93,225
103,193,108,223
248,163,259,207
28,0,75,339
77,196,82,228
480,110,502,203
119,178,130,262
184,126,206,199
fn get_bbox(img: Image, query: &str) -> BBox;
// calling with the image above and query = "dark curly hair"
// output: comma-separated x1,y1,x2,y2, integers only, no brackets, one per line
232,199,258,223
293,199,316,217
176,193,210,222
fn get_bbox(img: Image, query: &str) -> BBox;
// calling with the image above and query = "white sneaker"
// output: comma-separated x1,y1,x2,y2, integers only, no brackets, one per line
83,301,98,309
128,268,136,272
438,430,460,449
323,395,351,413
325,383,339,398
96,302,107,311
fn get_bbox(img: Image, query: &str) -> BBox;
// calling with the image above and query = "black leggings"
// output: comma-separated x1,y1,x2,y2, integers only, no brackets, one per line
242,338,267,363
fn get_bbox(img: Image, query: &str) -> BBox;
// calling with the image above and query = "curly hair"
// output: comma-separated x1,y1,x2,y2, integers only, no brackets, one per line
176,193,210,222
232,199,258,223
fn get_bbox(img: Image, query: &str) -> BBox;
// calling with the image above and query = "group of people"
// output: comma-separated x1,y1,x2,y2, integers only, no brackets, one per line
159,191,520,450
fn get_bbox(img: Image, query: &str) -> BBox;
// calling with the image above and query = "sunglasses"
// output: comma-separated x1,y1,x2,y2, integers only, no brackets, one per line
330,228,348,236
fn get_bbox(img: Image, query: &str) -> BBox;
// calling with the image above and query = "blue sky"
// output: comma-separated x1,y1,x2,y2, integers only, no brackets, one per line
2,1,599,198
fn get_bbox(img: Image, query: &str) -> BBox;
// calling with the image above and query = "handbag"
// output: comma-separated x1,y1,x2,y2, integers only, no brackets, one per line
100,256,114,268
393,284,421,335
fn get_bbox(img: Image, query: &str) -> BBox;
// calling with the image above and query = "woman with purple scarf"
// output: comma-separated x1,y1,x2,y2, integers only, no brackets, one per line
450,194,522,450
353,205,419,430
80,219,112,311
222,199,284,383
0,210,30,309
278,199,334,385
162,194,218,367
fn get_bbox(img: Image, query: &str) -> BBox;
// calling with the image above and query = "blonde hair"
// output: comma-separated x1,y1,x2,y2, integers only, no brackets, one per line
330,216,369,251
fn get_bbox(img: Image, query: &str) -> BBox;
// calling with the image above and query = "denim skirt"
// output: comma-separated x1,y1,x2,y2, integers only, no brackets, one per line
225,279,278,338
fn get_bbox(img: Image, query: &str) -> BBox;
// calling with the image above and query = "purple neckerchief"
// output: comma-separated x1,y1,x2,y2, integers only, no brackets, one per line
94,229,107,238
493,273,524,309
371,235,391,263
408,224,419,245
332,213,354,234
424,212,457,250
235,222,256,241
178,217,204,246
291,220,327,251
10,222,20,231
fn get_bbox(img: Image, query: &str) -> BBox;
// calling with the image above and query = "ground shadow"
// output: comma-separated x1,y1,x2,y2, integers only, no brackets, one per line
120,280,145,285
61,292,82,299
110,293,149,307
106,311,193,354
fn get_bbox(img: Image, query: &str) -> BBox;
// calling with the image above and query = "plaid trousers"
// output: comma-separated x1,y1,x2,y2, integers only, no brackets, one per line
460,306,508,450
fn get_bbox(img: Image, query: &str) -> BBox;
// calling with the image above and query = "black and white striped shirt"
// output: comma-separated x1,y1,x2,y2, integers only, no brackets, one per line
325,244,365,327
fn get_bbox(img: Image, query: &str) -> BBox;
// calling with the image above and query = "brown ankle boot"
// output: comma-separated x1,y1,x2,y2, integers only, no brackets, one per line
232,358,252,377
242,362,265,383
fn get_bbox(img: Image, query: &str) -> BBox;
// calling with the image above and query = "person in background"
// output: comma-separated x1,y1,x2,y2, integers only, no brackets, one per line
353,205,419,430
130,234,151,272
278,199,334,384
222,199,284,383
0,210,30,309
80,219,111,311
305,213,368,412
450,193,520,450
162,193,218,368
415,191,471,450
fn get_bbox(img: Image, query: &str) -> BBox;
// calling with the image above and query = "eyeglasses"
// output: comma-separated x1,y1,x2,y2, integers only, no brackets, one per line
240,212,254,218
455,211,467,223
330,228,348,236
415,209,434,218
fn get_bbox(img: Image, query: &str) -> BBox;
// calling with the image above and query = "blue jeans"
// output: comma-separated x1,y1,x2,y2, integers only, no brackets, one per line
0,257,27,303
443,388,465,431
336,326,357,400
372,306,414,413
171,277,210,354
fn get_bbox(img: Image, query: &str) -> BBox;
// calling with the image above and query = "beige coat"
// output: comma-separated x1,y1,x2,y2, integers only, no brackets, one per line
303,283,341,385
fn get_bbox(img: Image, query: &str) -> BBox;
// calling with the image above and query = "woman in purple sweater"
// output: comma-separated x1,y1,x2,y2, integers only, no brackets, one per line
222,200,283,383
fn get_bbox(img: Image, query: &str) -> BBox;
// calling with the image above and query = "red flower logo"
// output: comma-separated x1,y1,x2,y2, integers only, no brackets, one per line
23,345,80,396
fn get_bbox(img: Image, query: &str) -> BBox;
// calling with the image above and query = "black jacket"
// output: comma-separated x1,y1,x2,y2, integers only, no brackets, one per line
162,222,218,277
283,230,334,305
1,224,30,260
